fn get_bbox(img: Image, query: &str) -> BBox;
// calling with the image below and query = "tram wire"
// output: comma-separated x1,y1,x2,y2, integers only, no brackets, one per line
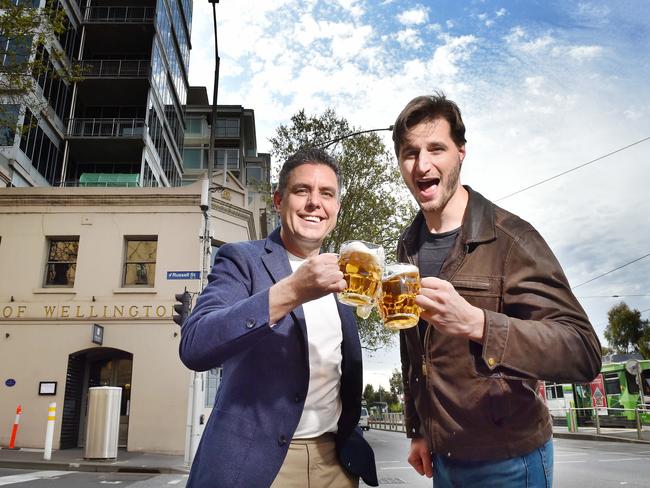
494,135,650,202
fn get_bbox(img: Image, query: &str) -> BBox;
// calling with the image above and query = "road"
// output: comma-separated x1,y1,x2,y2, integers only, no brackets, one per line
364,430,650,487
2,432,650,486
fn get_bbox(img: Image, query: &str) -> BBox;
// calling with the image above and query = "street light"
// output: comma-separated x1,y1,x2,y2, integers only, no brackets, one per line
316,125,394,149
207,0,220,181
184,0,221,468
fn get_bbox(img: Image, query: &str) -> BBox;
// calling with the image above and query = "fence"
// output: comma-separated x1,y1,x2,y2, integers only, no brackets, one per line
369,413,406,433
369,406,650,440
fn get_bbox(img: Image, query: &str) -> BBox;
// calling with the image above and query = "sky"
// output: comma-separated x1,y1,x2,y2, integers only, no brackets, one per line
187,0,650,389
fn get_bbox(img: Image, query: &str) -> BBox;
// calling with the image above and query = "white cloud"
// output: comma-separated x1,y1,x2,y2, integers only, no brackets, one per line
395,28,424,49
565,45,604,61
496,8,507,17
397,6,429,25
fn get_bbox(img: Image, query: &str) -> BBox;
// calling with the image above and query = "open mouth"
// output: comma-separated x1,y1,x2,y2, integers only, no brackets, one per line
417,177,440,192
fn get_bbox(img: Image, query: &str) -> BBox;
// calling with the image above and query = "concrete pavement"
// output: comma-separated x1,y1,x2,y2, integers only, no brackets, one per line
1,425,648,475
0,447,189,474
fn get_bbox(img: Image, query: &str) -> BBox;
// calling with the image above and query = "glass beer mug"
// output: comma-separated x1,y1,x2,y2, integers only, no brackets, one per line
378,263,422,331
337,240,384,308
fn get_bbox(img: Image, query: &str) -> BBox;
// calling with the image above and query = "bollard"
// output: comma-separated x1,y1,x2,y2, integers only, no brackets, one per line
43,402,56,460
636,407,642,441
8,404,22,449
594,406,600,435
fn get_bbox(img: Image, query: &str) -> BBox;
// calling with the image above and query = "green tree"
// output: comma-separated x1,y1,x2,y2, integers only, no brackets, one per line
362,383,375,406
1,0,81,132
604,302,650,357
388,368,403,400
269,109,417,350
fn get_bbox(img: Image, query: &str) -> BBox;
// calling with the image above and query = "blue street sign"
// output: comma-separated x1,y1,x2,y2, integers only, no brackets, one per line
167,271,201,280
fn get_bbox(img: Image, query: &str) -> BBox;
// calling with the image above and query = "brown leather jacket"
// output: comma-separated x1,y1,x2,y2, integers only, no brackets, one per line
398,186,601,461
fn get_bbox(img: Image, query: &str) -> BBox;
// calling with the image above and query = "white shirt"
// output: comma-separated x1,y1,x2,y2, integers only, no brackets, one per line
287,252,343,438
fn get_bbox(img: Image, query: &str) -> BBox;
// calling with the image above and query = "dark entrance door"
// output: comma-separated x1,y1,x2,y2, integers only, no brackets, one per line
60,348,133,449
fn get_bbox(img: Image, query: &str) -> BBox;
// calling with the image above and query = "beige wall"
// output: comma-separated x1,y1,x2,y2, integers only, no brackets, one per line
0,181,256,453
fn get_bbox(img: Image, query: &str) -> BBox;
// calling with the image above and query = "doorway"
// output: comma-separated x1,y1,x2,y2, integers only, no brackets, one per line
60,348,133,449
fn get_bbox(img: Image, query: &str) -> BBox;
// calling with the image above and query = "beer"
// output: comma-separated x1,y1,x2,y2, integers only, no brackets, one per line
337,241,384,307
379,264,421,331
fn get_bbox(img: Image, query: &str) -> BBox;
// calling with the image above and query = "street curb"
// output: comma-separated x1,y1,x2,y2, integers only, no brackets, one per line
0,459,190,475
553,432,650,445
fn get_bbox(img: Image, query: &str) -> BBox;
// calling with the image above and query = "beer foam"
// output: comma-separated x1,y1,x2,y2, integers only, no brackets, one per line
340,241,384,265
383,263,418,280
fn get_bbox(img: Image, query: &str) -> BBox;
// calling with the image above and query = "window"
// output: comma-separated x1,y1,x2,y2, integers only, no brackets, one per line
215,148,239,170
205,368,223,407
216,118,240,137
44,238,79,287
0,105,19,146
605,373,622,395
123,238,157,287
185,118,202,135
246,166,263,185
183,148,205,169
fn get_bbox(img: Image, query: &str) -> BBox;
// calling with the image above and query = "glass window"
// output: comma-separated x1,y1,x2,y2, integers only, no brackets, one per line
205,368,223,407
123,238,157,287
605,373,622,395
185,118,202,135
44,238,79,287
216,118,240,137
0,104,19,146
183,148,204,169
215,148,239,169
246,166,263,185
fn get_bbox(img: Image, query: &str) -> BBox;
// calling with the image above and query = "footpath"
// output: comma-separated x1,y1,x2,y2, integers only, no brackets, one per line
1,426,649,474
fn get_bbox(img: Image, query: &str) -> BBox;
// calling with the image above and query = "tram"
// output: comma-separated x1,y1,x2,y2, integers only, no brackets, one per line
541,359,650,427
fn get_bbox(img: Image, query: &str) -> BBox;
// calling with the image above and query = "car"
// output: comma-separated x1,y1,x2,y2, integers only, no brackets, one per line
359,407,370,431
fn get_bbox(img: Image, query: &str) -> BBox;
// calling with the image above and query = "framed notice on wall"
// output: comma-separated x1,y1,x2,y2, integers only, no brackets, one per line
38,381,57,395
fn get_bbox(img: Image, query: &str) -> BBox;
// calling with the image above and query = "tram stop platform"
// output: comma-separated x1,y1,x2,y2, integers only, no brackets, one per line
552,424,650,444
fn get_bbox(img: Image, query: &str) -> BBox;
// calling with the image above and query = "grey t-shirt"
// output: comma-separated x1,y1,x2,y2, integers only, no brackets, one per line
416,221,460,340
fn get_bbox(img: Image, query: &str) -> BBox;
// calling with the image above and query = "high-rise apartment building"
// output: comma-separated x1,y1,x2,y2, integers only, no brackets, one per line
1,0,192,188
183,86,274,237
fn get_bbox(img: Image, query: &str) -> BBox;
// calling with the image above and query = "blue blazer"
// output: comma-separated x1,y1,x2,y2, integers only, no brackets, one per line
180,228,378,487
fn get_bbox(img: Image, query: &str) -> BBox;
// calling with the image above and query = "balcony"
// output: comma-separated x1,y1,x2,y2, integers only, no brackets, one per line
83,6,155,24
68,118,146,138
77,59,150,78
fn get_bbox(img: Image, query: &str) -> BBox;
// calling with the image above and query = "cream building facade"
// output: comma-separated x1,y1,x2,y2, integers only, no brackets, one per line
0,175,257,454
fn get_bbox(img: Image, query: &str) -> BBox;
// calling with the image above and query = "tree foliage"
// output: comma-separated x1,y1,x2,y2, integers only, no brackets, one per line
388,368,403,399
0,0,81,132
604,302,650,358
269,109,418,351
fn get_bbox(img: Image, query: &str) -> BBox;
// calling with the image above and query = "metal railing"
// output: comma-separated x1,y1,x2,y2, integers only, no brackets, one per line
369,413,406,433
368,406,650,440
84,6,155,23
67,118,146,138
77,59,150,78
549,405,649,439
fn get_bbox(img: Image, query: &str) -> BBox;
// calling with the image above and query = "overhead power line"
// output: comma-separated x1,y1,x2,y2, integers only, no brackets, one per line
495,136,650,202
572,253,650,289
576,294,650,299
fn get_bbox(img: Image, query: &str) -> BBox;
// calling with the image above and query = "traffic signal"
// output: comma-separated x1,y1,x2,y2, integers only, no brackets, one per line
173,291,192,327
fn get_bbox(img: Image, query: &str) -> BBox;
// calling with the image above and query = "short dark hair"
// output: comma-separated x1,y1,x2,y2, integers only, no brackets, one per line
392,92,467,158
277,147,342,196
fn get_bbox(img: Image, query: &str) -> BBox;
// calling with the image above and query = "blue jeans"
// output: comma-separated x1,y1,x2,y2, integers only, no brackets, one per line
432,440,553,487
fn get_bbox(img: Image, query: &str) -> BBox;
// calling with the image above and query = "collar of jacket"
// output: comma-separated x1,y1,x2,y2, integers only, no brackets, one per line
401,185,497,257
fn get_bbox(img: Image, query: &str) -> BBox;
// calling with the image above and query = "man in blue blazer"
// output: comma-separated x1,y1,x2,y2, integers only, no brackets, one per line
180,148,378,488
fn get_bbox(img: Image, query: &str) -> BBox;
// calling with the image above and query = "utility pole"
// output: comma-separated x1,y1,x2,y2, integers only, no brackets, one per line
184,0,221,468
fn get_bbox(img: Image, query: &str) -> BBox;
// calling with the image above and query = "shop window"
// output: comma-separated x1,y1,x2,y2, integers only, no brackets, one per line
123,238,157,287
44,238,79,287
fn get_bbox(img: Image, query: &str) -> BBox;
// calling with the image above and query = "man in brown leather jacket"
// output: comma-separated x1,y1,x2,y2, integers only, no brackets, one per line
393,93,602,487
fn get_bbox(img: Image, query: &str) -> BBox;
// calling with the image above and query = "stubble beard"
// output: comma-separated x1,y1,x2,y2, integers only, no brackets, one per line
419,161,462,214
